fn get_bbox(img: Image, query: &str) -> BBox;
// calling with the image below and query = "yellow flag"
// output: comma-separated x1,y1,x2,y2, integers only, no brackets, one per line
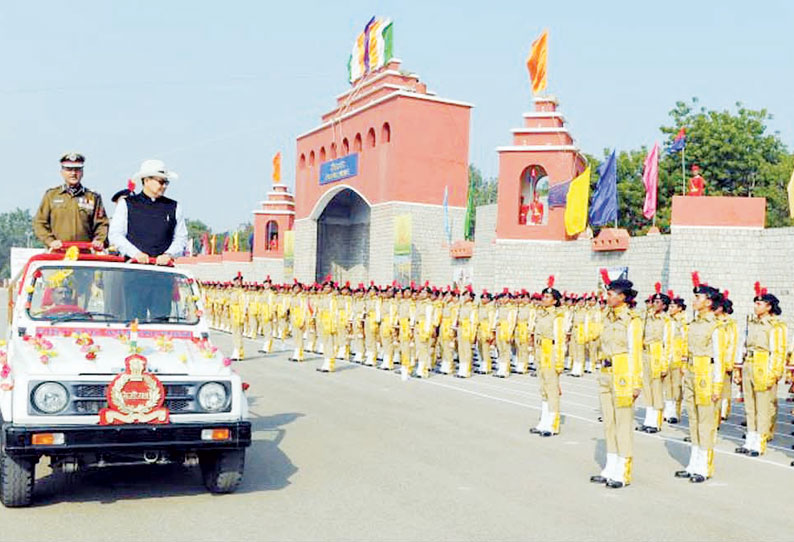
232,231,239,252
564,166,591,236
526,30,548,95
272,152,282,183
788,168,794,219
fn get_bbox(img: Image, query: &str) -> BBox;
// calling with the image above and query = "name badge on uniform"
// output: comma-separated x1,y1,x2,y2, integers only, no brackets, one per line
52,198,64,205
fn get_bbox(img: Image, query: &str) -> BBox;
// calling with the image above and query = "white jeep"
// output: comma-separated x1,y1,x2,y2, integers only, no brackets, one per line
0,245,250,507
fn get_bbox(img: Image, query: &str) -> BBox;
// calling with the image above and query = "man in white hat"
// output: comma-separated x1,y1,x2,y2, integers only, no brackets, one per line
109,159,187,265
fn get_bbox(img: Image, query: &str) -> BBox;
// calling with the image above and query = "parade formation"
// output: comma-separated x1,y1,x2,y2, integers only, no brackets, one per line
198,269,794,488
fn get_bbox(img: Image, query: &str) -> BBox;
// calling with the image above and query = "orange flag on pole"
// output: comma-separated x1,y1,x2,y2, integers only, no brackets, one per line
272,152,281,183
526,30,548,95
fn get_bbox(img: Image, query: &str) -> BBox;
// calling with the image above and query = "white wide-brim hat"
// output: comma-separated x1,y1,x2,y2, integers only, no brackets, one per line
132,159,179,183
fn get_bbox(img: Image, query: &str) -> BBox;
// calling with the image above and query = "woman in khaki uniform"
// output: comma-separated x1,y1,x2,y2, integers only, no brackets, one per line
589,273,641,489
674,272,725,484
663,293,687,423
530,276,565,437
456,288,478,378
735,283,786,457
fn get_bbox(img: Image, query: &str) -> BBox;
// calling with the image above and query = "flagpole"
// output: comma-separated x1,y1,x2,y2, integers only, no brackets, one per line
681,145,686,195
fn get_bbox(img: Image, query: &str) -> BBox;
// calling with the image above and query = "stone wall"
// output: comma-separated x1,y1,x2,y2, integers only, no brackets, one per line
177,257,284,284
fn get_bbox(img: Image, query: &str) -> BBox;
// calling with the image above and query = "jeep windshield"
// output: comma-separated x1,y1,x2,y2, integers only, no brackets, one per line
26,265,199,325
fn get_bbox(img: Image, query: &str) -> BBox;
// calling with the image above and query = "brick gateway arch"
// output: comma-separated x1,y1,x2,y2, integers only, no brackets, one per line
315,187,371,283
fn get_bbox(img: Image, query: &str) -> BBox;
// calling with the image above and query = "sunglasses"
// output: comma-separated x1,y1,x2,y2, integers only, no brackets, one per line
146,177,170,186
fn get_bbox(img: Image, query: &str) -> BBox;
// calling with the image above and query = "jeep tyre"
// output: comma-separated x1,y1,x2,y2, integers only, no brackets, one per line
1,451,35,507
200,449,245,494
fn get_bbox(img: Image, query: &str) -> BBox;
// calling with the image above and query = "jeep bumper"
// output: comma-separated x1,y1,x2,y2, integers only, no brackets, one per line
2,421,252,457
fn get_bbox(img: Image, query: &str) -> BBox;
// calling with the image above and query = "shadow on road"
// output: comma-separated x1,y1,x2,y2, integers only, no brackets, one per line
29,411,303,507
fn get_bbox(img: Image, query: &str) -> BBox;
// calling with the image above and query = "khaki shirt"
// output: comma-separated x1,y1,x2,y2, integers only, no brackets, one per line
33,185,109,245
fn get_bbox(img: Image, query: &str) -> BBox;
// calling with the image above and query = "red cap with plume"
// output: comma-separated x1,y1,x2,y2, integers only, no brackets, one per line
466,284,473,293
691,271,701,288
599,268,611,286
723,290,729,300
547,275,555,288
127,179,136,192
667,290,674,299
655,282,662,294
754,281,762,297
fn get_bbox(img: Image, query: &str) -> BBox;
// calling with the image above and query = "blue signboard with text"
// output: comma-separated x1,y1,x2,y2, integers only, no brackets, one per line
319,154,359,185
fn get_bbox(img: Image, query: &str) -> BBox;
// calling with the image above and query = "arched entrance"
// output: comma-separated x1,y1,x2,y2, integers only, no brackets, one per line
315,188,371,283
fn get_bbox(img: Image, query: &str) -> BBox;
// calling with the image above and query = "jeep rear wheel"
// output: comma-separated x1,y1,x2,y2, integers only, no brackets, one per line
200,450,245,494
1,452,35,507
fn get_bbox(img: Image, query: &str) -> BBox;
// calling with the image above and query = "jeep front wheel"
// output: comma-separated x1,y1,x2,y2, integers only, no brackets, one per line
199,449,245,494
1,451,35,507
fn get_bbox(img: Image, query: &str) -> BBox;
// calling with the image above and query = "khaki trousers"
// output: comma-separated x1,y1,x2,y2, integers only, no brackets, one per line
598,370,634,457
683,371,715,449
539,367,560,413
642,352,664,409
457,339,473,376
742,361,772,436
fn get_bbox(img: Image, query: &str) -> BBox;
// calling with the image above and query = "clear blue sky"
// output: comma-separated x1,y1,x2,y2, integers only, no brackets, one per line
2,0,792,231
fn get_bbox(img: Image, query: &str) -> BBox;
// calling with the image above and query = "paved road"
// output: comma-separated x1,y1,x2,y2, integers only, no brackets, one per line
2,331,794,541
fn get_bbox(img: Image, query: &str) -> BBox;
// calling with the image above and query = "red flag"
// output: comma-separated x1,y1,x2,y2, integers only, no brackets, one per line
642,143,660,219
223,235,230,252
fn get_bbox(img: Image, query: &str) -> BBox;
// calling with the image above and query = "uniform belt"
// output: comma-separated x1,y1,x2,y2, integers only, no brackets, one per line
687,357,715,365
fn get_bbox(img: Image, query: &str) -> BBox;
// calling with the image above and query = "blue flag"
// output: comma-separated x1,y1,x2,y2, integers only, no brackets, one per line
667,127,686,154
548,180,572,208
589,150,618,226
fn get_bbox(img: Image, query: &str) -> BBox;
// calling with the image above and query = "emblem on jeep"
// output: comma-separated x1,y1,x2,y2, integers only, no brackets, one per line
99,354,170,425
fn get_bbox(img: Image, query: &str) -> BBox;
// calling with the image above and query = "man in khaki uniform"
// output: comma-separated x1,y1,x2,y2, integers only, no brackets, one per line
33,152,109,250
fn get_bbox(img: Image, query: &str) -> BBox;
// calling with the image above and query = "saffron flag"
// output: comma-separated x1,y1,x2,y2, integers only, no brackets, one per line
668,128,686,154
787,168,794,219
348,17,394,84
526,30,548,95
642,143,660,220
272,152,281,183
589,151,618,226
564,166,591,236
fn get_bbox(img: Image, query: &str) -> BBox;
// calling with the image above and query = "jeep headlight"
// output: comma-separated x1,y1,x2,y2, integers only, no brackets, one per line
32,382,69,414
197,382,228,412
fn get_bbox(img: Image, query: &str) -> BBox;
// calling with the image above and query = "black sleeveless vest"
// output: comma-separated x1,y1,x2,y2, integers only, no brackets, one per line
126,193,177,255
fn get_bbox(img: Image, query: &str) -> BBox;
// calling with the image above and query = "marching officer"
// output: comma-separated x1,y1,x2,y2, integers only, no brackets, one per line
456,287,478,378
33,152,109,250
715,293,738,424
590,270,642,489
476,291,496,374
495,290,517,378
317,281,338,373
735,282,786,456
663,293,687,424
530,276,565,437
674,272,725,483
639,283,672,434
289,281,307,361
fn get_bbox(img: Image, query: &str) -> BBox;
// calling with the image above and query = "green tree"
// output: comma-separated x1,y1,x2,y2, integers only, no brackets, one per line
466,164,498,239
0,208,41,278
186,218,211,254
588,99,791,234
660,98,789,226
